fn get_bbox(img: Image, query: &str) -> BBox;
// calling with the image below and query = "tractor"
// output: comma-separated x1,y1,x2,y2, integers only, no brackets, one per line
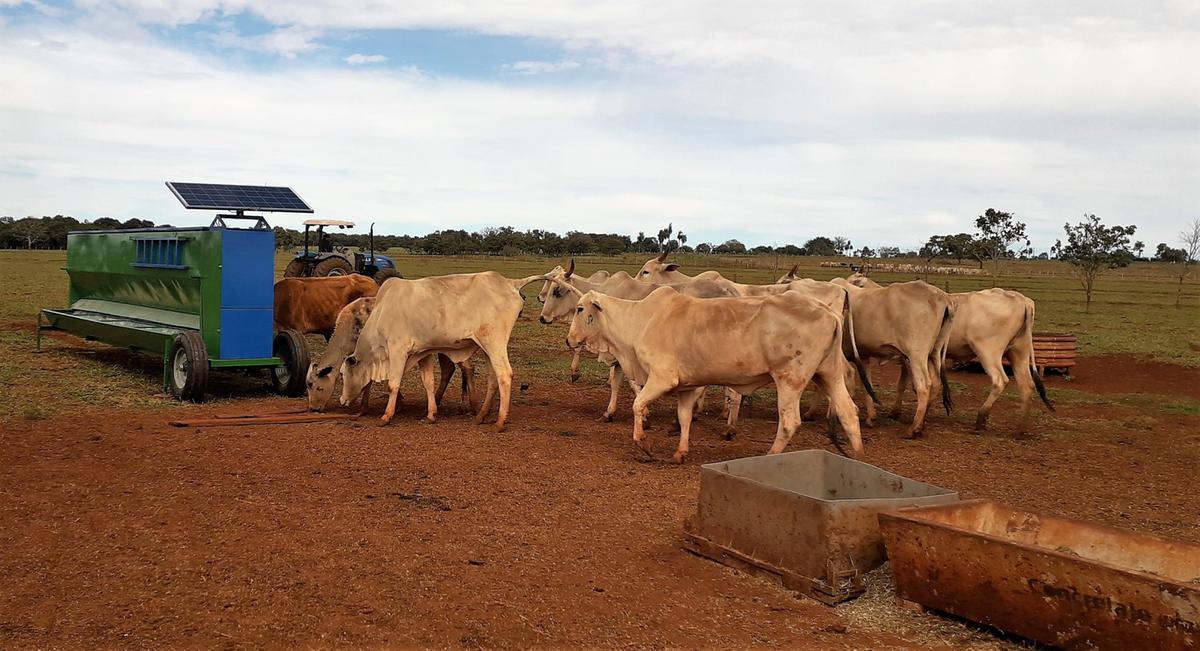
283,220,402,283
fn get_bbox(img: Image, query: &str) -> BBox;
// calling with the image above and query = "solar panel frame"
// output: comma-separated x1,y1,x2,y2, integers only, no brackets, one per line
166,182,314,213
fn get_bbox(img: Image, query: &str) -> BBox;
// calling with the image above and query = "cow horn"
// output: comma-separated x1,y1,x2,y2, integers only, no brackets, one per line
550,276,583,296
565,258,575,278
788,263,800,277
657,250,669,262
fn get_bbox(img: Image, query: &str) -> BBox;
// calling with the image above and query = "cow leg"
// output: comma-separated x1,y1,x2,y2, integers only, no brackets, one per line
355,384,370,416
569,348,583,383
381,348,412,425
381,378,402,425
673,387,705,463
418,355,438,423
632,374,676,456
974,349,1009,431
434,353,455,407
459,359,478,413
820,366,864,458
1007,347,1036,434
602,364,622,422
724,389,742,440
903,357,932,438
695,388,708,416
475,339,514,431
768,381,807,454
476,370,497,424
860,362,878,427
891,364,909,420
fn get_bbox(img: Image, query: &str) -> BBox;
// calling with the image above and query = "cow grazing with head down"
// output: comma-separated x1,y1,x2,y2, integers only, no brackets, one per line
566,287,864,462
825,279,955,438
273,274,380,339
304,297,475,418
540,260,739,423
340,271,547,429
635,251,724,284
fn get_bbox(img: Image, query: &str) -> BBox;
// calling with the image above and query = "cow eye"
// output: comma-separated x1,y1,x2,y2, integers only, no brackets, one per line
552,288,562,298
575,306,584,313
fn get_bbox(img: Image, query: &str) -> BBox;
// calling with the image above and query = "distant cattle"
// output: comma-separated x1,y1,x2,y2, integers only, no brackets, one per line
340,272,546,429
564,286,864,462
274,274,379,339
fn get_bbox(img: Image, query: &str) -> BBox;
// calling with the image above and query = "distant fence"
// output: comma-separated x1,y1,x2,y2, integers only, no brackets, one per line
820,261,986,276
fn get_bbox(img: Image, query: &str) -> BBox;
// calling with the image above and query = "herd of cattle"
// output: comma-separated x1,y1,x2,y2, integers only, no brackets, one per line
273,252,1054,463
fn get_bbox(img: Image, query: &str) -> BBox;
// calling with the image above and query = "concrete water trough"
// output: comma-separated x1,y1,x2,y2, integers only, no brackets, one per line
682,450,959,604
879,500,1200,650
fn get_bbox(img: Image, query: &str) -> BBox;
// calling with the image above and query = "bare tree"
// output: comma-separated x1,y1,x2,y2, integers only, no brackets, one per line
1177,218,1200,307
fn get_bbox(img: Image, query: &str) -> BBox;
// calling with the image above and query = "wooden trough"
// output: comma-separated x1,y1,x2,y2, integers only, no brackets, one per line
880,500,1200,650
1033,332,1078,374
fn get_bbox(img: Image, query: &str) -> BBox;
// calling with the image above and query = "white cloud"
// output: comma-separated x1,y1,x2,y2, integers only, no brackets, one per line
505,60,580,75
344,53,387,65
0,3,1197,247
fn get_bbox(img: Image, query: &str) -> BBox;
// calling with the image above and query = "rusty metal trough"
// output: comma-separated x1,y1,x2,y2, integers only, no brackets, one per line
880,500,1200,650
683,450,958,604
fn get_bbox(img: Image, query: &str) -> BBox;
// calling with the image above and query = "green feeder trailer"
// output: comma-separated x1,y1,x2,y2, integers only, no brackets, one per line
37,216,309,402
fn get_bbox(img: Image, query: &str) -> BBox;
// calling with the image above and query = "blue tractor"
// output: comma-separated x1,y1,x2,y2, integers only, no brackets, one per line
283,219,402,283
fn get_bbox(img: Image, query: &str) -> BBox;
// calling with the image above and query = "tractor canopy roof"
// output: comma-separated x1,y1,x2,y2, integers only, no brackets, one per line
302,219,355,229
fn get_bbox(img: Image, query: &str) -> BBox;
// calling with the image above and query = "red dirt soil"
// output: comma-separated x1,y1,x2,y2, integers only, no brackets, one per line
2,358,1198,649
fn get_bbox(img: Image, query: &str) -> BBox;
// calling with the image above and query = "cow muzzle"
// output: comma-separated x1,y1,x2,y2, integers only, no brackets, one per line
539,315,552,324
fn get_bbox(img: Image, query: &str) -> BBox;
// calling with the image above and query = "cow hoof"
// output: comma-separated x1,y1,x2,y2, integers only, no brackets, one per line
864,419,876,428
974,415,989,430
570,373,580,383
722,429,737,441
903,428,923,440
889,410,902,421
425,416,437,424
496,423,508,433
672,451,687,464
599,413,614,423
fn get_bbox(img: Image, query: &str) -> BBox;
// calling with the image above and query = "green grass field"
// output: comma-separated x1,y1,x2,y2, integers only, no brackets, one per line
1,249,1197,423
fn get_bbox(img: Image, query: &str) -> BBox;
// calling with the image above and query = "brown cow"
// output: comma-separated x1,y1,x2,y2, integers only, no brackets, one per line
564,287,864,461
274,274,379,339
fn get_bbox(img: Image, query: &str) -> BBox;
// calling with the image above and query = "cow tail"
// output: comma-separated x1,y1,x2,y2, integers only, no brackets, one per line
824,319,851,457
936,303,954,415
1022,300,1055,412
843,291,880,406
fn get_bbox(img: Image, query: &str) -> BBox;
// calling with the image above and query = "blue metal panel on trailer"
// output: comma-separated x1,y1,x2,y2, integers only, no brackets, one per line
218,228,275,360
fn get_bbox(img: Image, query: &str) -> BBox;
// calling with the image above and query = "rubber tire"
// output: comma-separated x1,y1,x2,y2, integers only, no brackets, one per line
271,329,310,397
169,331,209,402
283,259,308,277
314,257,353,277
374,268,403,285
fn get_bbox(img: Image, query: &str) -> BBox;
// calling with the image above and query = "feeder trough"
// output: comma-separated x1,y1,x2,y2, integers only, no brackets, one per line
880,500,1200,650
682,450,958,604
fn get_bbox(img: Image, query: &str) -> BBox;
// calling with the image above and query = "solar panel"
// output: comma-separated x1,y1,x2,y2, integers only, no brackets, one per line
166,182,313,213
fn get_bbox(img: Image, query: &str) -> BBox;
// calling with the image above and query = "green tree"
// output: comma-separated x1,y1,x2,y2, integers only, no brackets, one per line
1051,214,1141,311
973,209,1032,284
803,236,838,256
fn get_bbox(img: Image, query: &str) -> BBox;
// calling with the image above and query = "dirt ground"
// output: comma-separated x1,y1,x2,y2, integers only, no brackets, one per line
2,354,1198,650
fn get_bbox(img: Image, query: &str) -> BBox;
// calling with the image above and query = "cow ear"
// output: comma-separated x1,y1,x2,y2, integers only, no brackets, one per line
592,302,603,312
317,366,334,378
664,263,680,272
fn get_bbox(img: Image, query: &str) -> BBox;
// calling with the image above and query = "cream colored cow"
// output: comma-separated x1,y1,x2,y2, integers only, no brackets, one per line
565,287,864,462
634,251,724,284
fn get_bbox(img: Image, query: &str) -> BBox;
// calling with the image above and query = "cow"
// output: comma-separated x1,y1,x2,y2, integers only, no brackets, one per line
890,287,1054,432
825,279,955,438
274,274,380,339
339,271,547,429
634,251,724,284
304,297,476,418
564,287,864,462
537,266,610,381
539,260,739,422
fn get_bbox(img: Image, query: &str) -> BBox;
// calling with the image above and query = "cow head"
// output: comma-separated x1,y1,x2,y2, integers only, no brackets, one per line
339,353,371,407
567,291,607,353
306,297,375,411
536,265,565,304
635,251,681,283
775,263,801,284
538,260,582,324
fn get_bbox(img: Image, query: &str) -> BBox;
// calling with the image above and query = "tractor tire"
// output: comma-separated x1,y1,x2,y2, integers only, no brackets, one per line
283,259,308,278
169,331,209,402
314,257,353,277
374,268,403,285
271,329,309,397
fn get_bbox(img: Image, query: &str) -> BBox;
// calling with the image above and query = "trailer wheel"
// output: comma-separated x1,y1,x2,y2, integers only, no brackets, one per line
283,259,308,278
374,268,403,284
314,257,353,277
271,329,309,397
169,331,209,402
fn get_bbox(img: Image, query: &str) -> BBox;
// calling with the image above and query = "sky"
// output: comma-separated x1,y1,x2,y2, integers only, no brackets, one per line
0,1,1197,251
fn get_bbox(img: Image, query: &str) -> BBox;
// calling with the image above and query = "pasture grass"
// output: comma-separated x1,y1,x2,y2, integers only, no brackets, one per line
0,248,1197,422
